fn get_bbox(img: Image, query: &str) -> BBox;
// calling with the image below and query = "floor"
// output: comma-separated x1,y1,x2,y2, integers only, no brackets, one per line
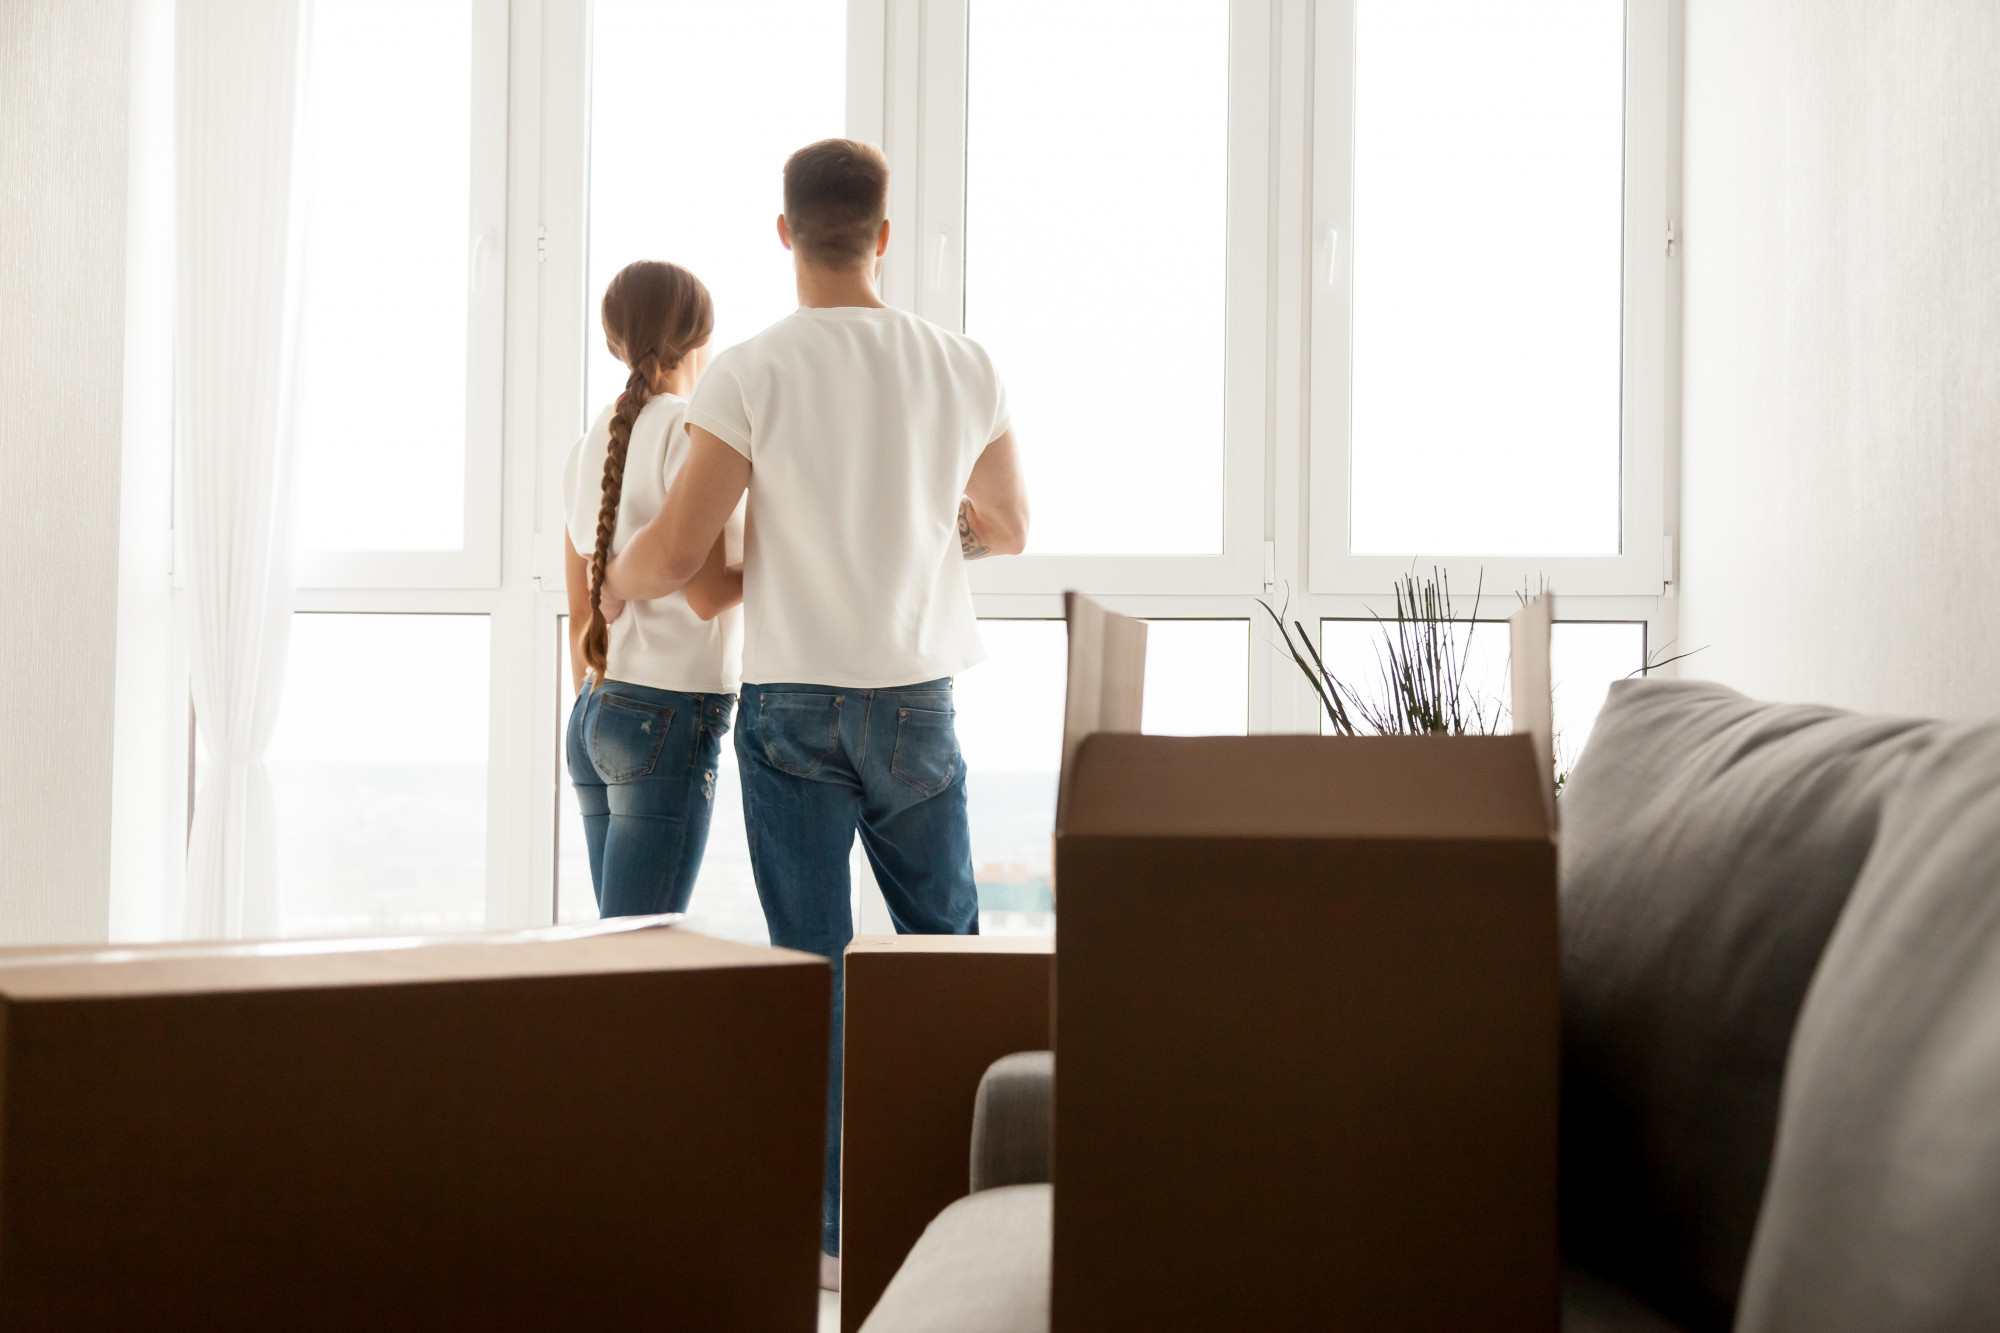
818,1289,840,1331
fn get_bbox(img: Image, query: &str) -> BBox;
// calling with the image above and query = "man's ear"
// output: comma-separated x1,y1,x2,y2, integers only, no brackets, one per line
777,213,793,252
875,217,891,258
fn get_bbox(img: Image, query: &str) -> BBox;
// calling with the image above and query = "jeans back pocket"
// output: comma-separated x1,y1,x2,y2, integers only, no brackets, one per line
759,692,842,778
588,693,676,783
890,705,959,797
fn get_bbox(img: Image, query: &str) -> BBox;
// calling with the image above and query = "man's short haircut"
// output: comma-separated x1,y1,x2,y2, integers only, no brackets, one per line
783,139,890,268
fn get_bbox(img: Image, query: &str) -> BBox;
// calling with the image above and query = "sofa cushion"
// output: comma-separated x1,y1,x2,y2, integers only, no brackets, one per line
858,1183,1050,1333
970,1051,1054,1193
1559,680,1939,1330
1735,724,2000,1332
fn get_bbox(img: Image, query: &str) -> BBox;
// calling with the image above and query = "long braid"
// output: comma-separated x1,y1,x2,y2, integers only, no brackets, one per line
580,352,659,690
580,260,715,691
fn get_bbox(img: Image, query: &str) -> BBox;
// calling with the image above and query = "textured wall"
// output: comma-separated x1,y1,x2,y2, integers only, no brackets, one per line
1679,0,2000,717
0,0,131,940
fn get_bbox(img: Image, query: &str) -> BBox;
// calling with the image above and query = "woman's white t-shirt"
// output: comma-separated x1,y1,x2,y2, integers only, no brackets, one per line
687,306,1008,688
563,393,743,694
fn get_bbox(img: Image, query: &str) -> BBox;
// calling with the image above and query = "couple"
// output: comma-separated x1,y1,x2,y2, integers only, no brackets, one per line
558,139,1029,1285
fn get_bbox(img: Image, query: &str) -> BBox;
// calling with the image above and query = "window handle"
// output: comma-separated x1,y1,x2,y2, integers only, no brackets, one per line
1323,226,1341,286
932,230,949,289
469,228,498,294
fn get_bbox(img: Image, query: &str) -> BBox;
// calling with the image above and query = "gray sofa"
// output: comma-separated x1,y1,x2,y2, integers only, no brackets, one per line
862,680,2000,1331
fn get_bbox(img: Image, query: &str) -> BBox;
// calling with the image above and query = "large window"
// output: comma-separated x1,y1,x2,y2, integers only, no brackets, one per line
165,1,1677,940
530,0,1673,933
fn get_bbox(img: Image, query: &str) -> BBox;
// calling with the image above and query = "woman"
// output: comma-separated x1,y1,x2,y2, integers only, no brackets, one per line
563,260,742,917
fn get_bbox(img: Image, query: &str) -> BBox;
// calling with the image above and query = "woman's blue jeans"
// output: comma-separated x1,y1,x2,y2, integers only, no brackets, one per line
735,679,981,1257
566,679,735,918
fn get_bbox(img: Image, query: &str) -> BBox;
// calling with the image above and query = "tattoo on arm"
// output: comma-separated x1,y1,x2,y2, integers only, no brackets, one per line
958,499,992,560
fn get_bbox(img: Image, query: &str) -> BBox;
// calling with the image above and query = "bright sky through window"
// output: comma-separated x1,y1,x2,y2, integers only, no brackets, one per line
293,0,473,551
1349,0,1626,556
965,0,1231,555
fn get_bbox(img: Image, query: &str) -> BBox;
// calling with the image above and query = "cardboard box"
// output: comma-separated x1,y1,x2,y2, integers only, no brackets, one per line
1053,732,1559,1331
0,923,830,1330
841,934,1055,1332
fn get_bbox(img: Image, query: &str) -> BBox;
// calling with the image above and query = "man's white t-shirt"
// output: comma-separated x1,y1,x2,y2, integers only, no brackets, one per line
687,306,1008,688
563,393,743,694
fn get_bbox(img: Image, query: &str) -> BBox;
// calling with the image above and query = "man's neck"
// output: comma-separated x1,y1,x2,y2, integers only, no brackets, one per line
795,259,887,310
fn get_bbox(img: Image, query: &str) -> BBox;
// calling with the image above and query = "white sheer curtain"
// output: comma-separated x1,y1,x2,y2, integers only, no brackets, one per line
177,0,309,939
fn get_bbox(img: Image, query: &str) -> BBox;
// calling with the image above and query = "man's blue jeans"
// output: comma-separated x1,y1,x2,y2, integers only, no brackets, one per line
567,679,735,918
735,679,981,1256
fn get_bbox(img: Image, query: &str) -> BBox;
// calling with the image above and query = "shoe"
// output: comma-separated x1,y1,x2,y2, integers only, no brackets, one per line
819,1250,841,1292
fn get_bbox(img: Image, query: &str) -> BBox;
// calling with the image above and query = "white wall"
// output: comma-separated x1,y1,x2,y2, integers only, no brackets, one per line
1679,0,2000,717
0,0,132,941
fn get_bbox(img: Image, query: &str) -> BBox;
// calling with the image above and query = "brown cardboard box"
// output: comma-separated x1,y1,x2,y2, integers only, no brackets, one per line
0,923,830,1331
841,934,1055,1332
1053,732,1558,1331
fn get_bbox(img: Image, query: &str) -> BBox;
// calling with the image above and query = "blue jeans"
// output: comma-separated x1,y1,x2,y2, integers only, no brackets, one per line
567,680,735,919
736,679,981,1256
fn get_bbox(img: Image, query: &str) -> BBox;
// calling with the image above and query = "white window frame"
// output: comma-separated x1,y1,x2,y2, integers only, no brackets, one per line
498,0,1681,928
293,0,511,591
1305,0,1671,598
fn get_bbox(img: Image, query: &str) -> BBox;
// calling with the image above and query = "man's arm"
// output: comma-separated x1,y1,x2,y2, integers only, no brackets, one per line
959,428,1029,559
606,426,750,601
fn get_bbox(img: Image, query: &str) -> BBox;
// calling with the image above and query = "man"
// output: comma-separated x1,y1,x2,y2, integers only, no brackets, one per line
606,138,1029,1287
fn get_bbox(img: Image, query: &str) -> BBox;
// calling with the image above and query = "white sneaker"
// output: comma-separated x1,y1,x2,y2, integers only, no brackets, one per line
819,1251,841,1292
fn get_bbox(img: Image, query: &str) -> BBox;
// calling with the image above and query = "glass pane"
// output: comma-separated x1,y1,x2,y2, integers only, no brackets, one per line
956,619,1251,934
588,1,846,412
293,0,473,551
965,1,1230,555
1318,619,1645,780
1349,1,1625,555
269,614,489,935
958,623,1068,935
1141,621,1250,736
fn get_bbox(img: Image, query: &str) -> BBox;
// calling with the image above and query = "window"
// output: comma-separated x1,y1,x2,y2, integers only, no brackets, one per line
1347,1,1625,557
269,615,491,936
243,1,514,944
963,0,1231,555
1311,0,1669,595
194,0,1675,941
922,0,1271,595
291,0,506,587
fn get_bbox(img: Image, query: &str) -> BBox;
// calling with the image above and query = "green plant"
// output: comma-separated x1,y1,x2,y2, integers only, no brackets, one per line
1261,569,1507,738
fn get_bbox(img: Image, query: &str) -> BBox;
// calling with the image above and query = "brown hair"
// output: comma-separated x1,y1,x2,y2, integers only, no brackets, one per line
783,138,890,268
581,260,714,689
